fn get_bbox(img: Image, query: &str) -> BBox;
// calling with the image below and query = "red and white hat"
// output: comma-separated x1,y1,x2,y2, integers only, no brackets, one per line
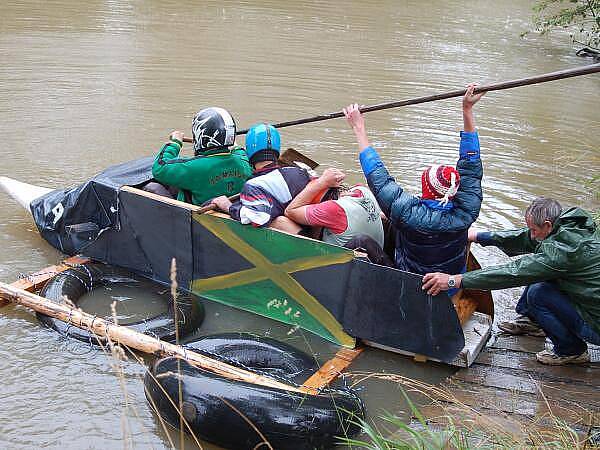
421,164,460,205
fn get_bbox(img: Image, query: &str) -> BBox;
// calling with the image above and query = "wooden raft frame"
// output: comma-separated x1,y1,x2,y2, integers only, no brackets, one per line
1,257,360,392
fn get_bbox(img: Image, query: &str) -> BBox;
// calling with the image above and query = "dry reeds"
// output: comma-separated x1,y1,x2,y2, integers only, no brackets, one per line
343,370,599,449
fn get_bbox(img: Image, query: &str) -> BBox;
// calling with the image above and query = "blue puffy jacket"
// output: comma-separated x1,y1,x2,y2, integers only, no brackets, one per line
359,132,483,275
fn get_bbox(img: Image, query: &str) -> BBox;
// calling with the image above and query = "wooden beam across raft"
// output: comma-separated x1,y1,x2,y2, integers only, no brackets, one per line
300,347,364,393
0,255,90,308
0,281,321,395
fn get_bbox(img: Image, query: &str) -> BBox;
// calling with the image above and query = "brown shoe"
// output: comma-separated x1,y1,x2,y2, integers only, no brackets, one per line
498,315,546,337
536,349,590,365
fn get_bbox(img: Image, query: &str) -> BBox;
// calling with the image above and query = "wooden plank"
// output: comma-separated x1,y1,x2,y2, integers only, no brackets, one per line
413,354,428,363
0,256,90,308
300,347,364,392
453,364,600,408
121,185,202,211
489,334,546,354
488,332,600,361
417,404,534,437
445,379,599,424
452,290,479,326
415,403,595,442
475,348,600,385
444,379,538,416
464,246,494,318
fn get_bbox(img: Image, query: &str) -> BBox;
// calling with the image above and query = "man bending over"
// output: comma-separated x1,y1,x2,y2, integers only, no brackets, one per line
423,197,600,366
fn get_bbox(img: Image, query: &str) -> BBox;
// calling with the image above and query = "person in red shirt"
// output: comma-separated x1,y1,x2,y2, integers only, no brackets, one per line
285,168,393,266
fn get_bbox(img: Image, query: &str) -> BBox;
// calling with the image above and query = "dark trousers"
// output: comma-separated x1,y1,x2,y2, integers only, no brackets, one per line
516,282,600,356
343,235,394,267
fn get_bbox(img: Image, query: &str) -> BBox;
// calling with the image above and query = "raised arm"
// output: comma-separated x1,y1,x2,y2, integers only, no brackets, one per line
344,103,370,151
152,130,191,188
343,103,415,220
462,83,485,133
451,84,487,226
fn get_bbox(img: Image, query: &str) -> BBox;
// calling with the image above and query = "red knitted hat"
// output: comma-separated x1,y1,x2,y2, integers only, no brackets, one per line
421,165,460,203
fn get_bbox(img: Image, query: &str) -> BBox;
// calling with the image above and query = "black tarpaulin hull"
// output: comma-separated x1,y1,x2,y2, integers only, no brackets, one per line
29,157,465,362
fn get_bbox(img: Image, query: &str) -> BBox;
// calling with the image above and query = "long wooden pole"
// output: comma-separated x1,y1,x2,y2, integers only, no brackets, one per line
0,281,314,394
228,63,600,135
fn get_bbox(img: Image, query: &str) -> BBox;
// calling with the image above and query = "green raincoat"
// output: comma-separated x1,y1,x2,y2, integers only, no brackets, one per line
462,207,600,333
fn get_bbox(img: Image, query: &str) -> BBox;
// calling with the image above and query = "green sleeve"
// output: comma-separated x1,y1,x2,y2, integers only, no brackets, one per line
477,228,538,256
152,142,195,189
462,240,567,290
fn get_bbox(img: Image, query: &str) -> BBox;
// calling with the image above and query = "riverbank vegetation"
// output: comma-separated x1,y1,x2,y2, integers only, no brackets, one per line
342,374,598,449
524,0,600,52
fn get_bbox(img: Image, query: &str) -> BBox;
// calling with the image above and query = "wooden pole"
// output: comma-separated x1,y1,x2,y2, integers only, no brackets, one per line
228,63,600,134
0,281,314,394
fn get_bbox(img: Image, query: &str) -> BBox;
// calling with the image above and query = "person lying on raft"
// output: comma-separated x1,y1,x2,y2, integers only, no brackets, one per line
284,168,393,266
343,84,485,282
423,197,600,366
148,107,252,205
211,123,311,234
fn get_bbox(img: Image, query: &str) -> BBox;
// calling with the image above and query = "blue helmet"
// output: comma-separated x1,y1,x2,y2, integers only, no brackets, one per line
245,123,281,165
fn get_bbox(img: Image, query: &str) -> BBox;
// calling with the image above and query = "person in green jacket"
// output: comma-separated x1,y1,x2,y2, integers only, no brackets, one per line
422,197,600,365
151,107,252,205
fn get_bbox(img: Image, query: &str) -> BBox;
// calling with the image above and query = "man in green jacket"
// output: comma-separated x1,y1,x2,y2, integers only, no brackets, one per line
422,197,600,365
152,107,252,205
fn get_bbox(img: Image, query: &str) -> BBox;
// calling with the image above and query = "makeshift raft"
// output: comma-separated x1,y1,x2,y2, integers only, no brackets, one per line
0,264,365,449
0,156,493,365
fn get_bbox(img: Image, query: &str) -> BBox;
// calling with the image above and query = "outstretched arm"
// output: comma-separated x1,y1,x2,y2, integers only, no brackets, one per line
344,103,370,151
462,83,485,132
342,103,416,221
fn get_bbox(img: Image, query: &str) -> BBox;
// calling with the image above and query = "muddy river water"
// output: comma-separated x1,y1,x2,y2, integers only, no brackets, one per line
0,0,598,448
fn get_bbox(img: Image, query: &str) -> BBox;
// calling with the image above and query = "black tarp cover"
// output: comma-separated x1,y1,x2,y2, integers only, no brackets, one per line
31,157,154,255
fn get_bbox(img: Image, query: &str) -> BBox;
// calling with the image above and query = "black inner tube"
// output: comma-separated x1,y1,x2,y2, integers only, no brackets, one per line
146,334,365,450
37,263,204,344
184,332,320,384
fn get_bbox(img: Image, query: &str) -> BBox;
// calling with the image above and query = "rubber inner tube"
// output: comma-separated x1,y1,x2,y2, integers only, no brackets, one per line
37,263,204,344
145,334,364,450
184,332,319,384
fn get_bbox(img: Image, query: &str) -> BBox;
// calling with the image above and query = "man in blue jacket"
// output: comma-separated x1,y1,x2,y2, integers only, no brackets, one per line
343,84,485,277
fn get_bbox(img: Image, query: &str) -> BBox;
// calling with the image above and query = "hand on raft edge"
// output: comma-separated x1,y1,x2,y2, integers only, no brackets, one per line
422,273,463,296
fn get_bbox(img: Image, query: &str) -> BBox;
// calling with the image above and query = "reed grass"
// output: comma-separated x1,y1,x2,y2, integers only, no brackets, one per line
341,371,599,450
94,263,206,449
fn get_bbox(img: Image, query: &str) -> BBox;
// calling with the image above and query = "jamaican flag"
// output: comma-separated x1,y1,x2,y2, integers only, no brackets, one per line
191,213,356,347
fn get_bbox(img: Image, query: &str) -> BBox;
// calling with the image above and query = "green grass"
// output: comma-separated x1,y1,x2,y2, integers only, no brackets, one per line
339,372,599,450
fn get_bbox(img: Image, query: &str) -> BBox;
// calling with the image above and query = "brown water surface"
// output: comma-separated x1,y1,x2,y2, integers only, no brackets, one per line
1,0,598,448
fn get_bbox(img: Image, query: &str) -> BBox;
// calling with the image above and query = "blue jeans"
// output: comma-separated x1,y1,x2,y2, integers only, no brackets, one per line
516,282,600,356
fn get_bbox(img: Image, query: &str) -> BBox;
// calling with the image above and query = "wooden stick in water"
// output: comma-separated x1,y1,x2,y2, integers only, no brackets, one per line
0,281,315,394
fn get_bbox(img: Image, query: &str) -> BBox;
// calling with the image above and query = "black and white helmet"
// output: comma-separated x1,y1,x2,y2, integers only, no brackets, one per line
191,107,236,155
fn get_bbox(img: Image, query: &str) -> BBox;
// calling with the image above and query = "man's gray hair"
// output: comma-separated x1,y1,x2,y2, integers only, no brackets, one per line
525,197,562,226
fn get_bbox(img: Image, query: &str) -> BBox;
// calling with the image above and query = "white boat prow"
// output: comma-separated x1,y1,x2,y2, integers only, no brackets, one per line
0,176,53,211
